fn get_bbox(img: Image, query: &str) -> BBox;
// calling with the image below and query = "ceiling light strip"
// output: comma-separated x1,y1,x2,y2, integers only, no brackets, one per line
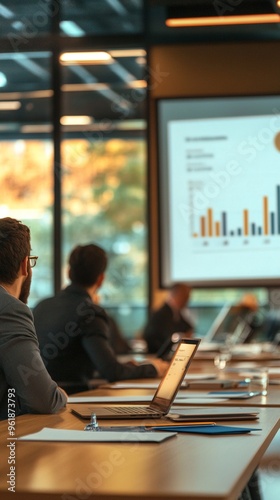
166,14,280,27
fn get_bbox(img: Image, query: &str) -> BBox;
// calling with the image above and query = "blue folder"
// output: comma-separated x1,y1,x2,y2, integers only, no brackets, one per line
150,425,262,435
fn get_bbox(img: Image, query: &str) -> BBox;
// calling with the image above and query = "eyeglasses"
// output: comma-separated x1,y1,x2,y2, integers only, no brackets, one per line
28,256,38,268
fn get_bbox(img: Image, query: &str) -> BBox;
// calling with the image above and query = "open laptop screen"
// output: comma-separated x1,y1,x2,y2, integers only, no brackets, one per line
151,339,200,413
204,305,252,344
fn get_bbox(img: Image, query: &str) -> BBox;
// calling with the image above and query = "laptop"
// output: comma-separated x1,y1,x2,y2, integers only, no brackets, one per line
202,305,252,346
70,338,201,420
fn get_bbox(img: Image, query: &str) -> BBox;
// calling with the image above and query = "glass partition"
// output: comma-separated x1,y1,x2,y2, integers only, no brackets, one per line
61,136,148,338
0,50,53,307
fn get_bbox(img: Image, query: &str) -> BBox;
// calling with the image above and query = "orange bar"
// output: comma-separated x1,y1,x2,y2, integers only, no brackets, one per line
192,233,198,238
200,217,206,237
243,209,249,236
263,196,269,235
207,209,213,237
215,221,220,237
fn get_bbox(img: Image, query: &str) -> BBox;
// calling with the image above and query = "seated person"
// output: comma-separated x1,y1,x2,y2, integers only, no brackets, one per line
0,217,67,420
235,293,265,344
33,244,168,391
143,283,194,354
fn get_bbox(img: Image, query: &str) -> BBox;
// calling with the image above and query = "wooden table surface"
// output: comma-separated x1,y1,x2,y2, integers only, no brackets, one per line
83,374,280,408
0,402,279,500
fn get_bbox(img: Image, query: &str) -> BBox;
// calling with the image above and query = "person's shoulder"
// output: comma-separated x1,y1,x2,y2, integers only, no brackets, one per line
83,299,109,321
32,296,54,310
33,288,72,312
0,289,31,316
0,292,37,342
0,287,16,306
150,302,171,318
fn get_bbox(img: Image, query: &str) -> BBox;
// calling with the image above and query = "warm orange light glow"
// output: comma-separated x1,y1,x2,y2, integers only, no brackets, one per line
128,80,147,88
166,14,280,27
109,49,146,57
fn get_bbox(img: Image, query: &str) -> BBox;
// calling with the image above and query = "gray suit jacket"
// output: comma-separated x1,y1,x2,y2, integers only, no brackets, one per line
0,287,67,420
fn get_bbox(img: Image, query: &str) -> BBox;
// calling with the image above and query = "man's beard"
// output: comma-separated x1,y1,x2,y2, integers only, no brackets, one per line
19,271,31,304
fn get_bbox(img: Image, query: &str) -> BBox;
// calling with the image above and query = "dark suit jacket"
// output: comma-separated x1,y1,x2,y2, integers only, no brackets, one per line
33,284,157,384
143,302,193,353
0,287,66,420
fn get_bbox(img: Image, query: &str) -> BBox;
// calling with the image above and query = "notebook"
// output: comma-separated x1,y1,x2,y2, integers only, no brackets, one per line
70,338,201,420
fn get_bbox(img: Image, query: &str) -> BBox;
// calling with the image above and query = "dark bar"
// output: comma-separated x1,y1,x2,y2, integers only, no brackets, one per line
222,211,227,236
230,230,235,236
271,212,275,235
258,226,262,235
237,228,242,236
277,186,280,234
251,222,256,235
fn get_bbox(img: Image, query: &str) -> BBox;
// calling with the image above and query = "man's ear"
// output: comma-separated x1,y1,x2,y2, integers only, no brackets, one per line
96,272,105,288
20,256,29,277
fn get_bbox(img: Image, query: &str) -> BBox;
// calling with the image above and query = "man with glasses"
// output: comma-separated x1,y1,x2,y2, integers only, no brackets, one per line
0,217,67,420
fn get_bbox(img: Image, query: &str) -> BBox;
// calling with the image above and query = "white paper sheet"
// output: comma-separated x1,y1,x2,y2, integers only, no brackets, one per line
173,398,228,404
104,383,160,389
268,367,280,375
105,375,216,390
68,391,225,404
18,427,176,443
68,392,230,404
68,395,154,403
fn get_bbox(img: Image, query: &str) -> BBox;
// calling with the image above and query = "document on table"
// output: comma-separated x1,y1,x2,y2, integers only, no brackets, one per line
18,427,176,443
68,395,154,403
103,382,161,390
105,375,216,389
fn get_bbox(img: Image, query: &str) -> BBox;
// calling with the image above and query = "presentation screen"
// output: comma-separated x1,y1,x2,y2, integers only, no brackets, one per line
157,95,280,287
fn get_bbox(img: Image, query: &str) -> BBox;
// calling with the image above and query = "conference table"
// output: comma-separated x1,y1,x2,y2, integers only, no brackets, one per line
0,394,279,500
1,343,279,500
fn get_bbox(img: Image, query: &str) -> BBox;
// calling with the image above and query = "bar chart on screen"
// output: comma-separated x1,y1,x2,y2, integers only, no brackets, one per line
190,184,280,246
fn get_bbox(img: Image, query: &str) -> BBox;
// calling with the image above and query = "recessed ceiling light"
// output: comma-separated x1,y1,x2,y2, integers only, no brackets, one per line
109,49,146,57
21,124,53,133
60,52,112,65
61,83,109,92
60,115,93,126
128,80,147,89
0,101,21,110
166,13,280,27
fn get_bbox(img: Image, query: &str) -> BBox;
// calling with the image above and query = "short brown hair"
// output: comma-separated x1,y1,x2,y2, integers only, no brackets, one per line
68,244,107,287
0,217,31,284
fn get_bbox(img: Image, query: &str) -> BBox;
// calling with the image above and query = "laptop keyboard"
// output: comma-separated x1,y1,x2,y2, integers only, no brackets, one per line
103,406,161,415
